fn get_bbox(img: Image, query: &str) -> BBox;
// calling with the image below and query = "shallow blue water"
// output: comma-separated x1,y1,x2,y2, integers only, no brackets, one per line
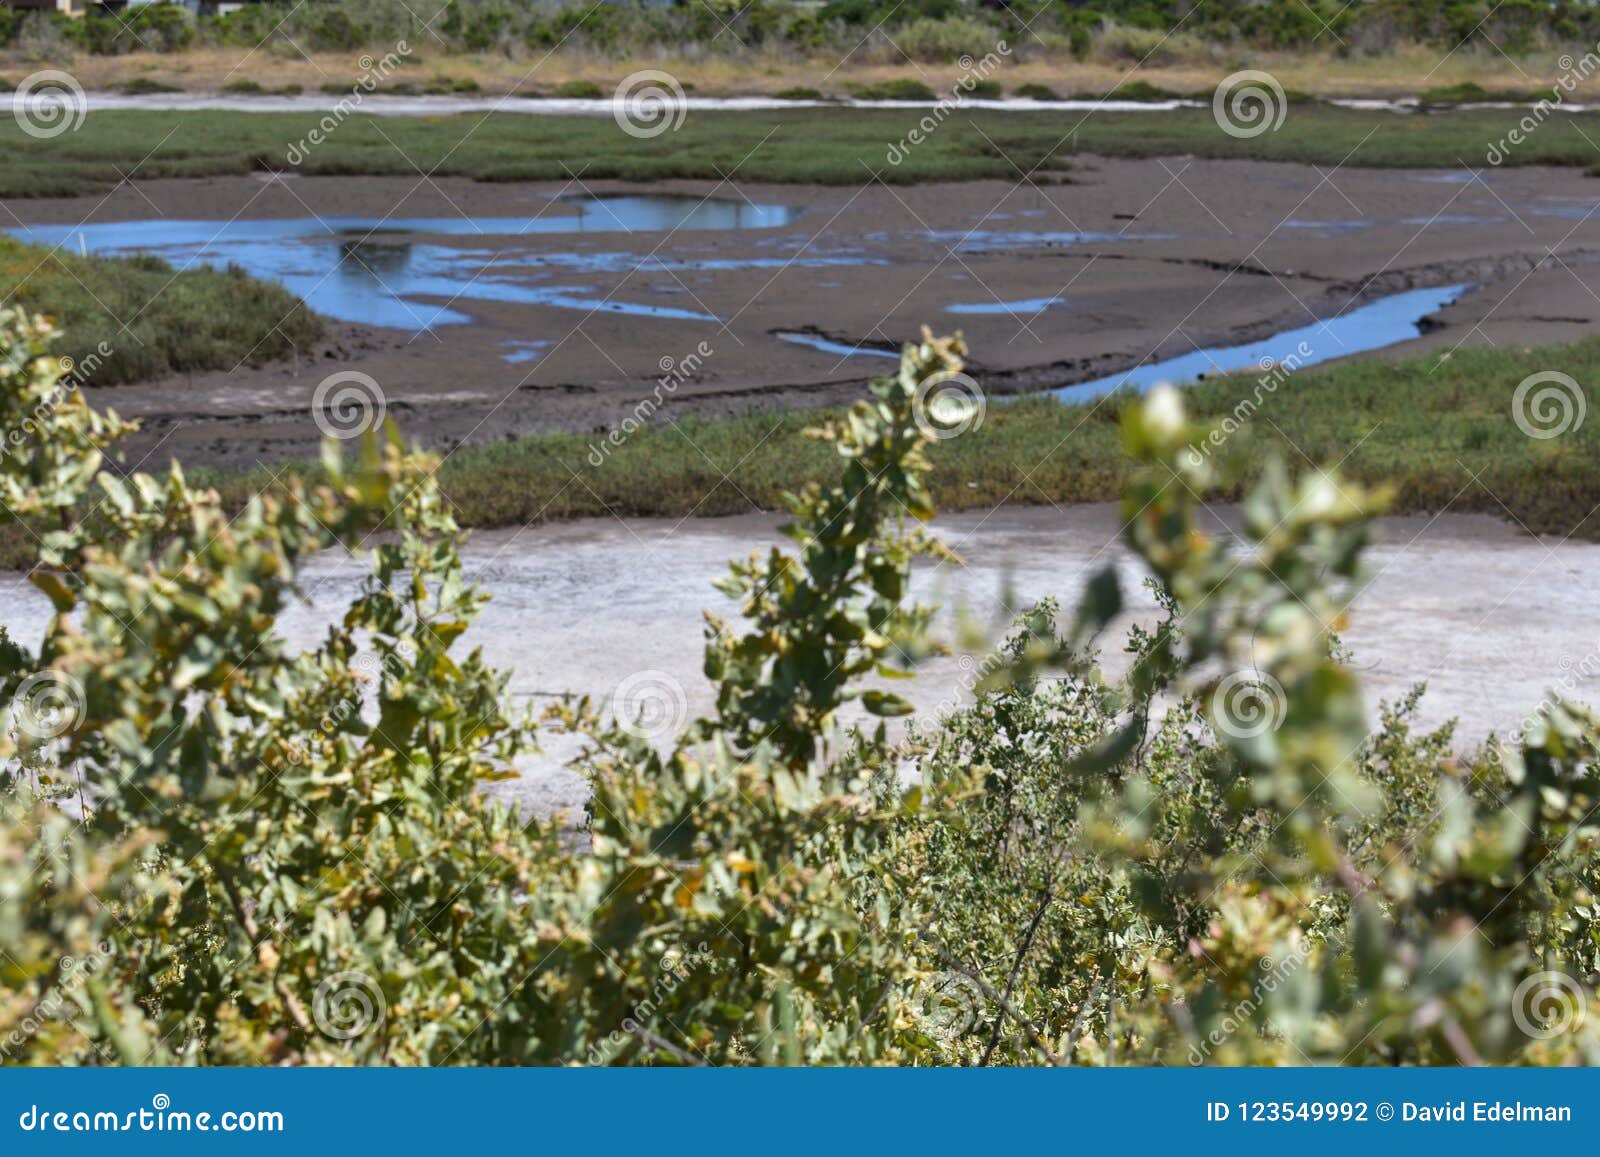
921,229,1134,253
1053,284,1467,402
500,339,550,365
947,296,1066,315
6,196,802,331
776,331,900,360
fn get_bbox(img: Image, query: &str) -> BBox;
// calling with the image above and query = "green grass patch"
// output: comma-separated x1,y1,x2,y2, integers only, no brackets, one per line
0,333,1588,569
106,335,1595,566
119,78,183,95
399,338,1600,539
848,79,938,100
7,105,1600,198
0,237,323,386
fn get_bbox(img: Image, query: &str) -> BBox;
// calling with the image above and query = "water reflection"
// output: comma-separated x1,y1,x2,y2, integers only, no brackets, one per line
1053,284,1467,401
6,195,804,331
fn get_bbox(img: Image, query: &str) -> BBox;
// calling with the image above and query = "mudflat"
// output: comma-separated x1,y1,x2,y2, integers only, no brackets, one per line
18,157,1600,468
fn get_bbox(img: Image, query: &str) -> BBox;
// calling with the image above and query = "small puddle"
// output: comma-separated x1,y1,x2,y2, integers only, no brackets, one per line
776,331,900,360
555,194,801,232
947,296,1067,316
6,195,800,331
921,229,1136,254
500,339,550,365
1282,219,1373,236
1053,284,1467,401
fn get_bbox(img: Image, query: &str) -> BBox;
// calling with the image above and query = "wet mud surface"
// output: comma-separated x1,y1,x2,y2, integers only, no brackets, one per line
11,157,1600,467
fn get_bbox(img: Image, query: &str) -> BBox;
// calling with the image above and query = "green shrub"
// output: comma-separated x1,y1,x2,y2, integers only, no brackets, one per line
0,238,322,385
0,319,968,1065
1422,81,1490,103
84,3,193,55
893,15,1004,63
423,75,481,93
4,311,1600,1067
554,79,603,98
848,78,937,100
1012,82,1059,99
1101,79,1182,100
119,77,183,95
1093,21,1206,66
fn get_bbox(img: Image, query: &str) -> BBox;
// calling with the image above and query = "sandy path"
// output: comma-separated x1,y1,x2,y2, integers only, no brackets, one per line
0,505,1593,823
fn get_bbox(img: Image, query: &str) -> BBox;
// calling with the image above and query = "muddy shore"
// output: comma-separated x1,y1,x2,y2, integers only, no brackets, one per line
14,156,1600,470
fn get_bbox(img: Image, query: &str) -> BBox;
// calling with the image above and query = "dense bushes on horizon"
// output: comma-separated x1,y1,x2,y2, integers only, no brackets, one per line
2,0,1597,63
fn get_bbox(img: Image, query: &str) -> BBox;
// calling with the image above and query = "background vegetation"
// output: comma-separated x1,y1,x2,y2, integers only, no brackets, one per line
4,0,1598,66
7,105,1600,200
0,237,323,385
